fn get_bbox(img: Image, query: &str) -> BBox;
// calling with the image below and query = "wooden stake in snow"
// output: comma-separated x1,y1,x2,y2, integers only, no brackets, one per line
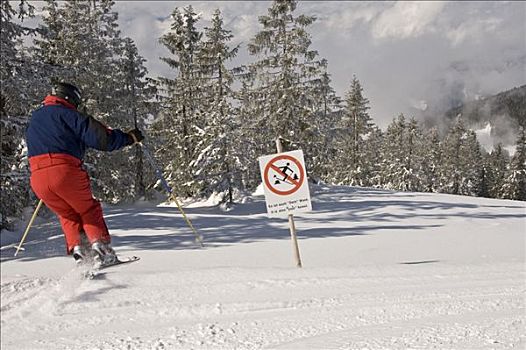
275,137,303,268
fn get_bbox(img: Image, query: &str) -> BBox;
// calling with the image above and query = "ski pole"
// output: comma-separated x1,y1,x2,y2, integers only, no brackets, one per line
140,143,204,247
14,199,44,257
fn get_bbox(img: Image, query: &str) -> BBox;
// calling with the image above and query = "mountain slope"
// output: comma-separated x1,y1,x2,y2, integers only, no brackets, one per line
445,85,526,143
445,85,526,123
1,185,525,349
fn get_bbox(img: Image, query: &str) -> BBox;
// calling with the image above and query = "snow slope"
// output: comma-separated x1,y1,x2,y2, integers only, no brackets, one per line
1,185,525,349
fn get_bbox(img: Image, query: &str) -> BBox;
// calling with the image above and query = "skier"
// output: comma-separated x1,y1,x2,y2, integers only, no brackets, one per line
26,82,144,265
274,163,299,184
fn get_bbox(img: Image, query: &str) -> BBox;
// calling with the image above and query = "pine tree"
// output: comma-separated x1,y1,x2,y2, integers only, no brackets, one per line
420,127,441,192
190,9,241,204
0,0,45,228
33,0,151,202
440,116,466,194
404,117,424,191
1,1,47,114
315,62,342,124
439,117,487,197
35,0,127,117
459,130,485,196
361,125,384,187
334,76,373,186
501,128,526,200
32,1,59,62
154,6,204,197
235,79,265,191
306,60,342,181
484,144,509,198
114,38,157,199
82,0,140,202
242,0,327,179
35,1,94,83
381,114,410,190
381,115,424,191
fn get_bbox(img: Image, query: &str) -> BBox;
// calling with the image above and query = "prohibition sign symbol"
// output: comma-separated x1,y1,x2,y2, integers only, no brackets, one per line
264,154,305,196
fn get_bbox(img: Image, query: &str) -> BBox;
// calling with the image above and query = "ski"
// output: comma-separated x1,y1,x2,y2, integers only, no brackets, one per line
98,255,140,270
80,256,140,279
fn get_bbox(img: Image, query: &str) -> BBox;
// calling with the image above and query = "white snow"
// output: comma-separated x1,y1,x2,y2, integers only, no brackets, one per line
505,145,517,157
474,122,494,153
1,185,525,350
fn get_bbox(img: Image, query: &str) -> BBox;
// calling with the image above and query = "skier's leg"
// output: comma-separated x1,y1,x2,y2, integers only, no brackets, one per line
30,171,83,253
49,165,111,246
57,213,84,253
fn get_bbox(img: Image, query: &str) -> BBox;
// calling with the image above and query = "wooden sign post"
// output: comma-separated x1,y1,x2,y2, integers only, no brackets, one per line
258,137,312,268
275,138,303,268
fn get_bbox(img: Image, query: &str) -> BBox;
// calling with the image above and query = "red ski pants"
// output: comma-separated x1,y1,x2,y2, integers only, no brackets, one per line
29,153,111,254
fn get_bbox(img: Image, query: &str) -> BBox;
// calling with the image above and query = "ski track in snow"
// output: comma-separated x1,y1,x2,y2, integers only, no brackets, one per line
2,264,524,349
1,186,525,349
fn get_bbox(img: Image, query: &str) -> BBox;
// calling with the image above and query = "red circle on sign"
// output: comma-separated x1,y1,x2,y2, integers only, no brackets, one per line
264,154,305,196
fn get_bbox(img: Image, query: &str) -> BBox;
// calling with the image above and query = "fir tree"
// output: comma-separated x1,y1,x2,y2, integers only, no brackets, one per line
33,0,151,202
235,80,265,191
361,125,384,187
484,144,509,198
82,0,141,202
381,114,410,191
0,0,44,228
459,130,485,196
501,128,526,200
243,0,328,179
114,38,157,199
420,127,441,192
1,0,45,114
191,9,241,204
309,62,342,181
32,0,61,67
334,76,373,186
440,116,466,194
404,117,424,191
154,6,204,197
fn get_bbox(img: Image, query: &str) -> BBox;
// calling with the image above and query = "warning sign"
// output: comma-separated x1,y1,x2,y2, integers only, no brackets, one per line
259,150,312,217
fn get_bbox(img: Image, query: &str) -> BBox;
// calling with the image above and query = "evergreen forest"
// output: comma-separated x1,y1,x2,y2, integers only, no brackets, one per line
2,0,525,229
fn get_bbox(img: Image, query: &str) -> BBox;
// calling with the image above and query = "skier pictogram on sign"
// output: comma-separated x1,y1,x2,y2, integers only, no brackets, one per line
274,162,299,184
264,154,305,196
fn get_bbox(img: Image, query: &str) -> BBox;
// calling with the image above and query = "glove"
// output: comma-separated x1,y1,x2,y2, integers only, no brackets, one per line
127,128,144,144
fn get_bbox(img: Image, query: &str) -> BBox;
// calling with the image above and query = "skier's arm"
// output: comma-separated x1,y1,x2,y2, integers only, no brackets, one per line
75,112,133,151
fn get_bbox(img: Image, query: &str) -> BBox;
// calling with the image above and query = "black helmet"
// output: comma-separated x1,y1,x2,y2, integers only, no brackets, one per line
51,82,82,107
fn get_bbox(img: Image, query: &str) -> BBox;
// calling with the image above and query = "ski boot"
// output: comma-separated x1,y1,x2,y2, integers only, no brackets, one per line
72,231,97,265
72,245,88,265
91,241,118,267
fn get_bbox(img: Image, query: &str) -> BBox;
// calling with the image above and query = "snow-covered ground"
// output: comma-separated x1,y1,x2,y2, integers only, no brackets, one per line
1,185,525,350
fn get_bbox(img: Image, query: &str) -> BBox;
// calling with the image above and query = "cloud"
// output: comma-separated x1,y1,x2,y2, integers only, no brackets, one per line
229,14,261,43
112,1,268,77
410,99,428,112
474,122,494,153
311,2,381,32
446,17,502,46
371,1,446,40
17,0,525,142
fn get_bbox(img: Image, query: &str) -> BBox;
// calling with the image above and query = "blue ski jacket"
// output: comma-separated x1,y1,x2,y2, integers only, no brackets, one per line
26,95,132,161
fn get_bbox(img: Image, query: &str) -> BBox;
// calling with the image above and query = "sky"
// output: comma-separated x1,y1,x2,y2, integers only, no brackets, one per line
24,1,526,129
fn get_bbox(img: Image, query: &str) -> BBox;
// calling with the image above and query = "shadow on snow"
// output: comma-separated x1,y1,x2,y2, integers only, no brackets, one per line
1,186,524,262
